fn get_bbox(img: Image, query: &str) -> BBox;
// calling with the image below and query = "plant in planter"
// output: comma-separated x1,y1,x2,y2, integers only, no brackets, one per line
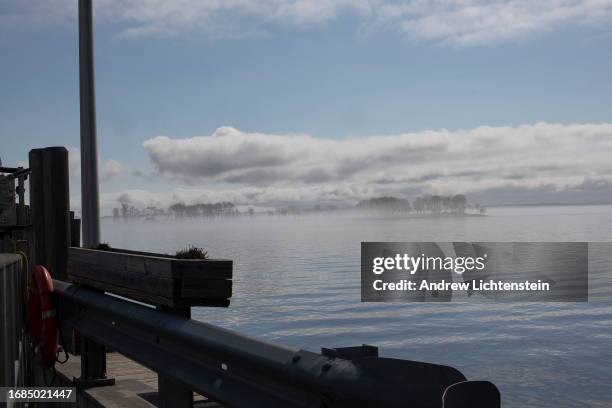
175,245,208,260
95,242,112,251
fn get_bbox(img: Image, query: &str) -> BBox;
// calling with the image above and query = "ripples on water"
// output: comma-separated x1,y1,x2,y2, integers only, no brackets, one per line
102,205,612,407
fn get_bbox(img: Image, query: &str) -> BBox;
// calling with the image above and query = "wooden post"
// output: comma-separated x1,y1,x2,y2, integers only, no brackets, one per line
42,147,70,280
70,211,81,247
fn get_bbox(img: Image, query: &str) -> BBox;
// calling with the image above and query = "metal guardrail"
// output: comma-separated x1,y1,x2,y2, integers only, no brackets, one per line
0,254,27,388
53,279,498,408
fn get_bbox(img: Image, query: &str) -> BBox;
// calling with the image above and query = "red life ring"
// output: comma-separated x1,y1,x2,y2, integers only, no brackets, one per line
28,265,58,367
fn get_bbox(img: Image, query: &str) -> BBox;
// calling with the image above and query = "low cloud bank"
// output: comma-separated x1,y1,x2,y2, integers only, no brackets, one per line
142,123,612,207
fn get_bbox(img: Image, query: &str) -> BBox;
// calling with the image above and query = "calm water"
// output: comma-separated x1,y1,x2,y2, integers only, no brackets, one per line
101,205,612,407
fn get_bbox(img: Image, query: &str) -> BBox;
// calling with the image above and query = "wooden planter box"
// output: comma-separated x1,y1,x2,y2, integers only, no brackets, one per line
67,247,232,308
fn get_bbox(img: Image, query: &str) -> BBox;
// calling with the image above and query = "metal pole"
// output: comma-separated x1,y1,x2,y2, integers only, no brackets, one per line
78,0,108,386
79,0,100,248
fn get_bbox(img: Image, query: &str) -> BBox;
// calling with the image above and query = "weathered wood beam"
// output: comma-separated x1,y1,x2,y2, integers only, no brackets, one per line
67,247,232,308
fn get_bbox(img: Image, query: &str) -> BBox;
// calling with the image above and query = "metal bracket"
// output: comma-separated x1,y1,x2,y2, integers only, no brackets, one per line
321,345,378,360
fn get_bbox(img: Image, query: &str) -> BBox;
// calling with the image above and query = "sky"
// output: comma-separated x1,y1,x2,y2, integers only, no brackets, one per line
2,0,612,214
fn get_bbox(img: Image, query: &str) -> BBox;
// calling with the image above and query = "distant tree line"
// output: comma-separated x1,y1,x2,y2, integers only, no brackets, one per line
167,202,238,217
112,201,240,219
357,194,485,215
356,197,412,212
111,194,485,219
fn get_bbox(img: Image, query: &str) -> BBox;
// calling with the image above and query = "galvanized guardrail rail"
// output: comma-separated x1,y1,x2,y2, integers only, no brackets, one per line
53,278,499,408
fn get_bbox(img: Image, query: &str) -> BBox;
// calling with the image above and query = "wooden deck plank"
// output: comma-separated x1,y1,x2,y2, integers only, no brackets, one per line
54,352,222,407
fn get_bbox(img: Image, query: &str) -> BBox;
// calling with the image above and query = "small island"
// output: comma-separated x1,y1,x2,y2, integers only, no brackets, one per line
356,194,486,216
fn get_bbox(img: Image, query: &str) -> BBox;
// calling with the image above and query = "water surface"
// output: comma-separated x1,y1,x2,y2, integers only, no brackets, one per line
102,205,612,407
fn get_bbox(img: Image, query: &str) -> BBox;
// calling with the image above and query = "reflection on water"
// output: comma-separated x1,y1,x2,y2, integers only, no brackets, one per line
102,205,612,408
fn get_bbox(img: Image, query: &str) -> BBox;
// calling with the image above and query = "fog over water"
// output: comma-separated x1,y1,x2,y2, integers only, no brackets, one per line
102,205,612,408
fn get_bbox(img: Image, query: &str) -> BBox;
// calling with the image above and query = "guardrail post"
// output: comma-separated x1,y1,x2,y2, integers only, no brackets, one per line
158,376,193,408
80,338,110,381
158,307,193,408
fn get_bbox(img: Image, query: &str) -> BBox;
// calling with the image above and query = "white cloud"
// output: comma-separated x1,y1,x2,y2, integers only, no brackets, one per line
67,147,127,183
0,0,369,38
369,0,612,46
101,159,128,181
3,0,612,45
67,146,81,180
142,123,612,206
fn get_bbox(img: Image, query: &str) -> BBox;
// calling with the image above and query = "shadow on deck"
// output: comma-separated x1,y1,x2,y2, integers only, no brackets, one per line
55,352,223,408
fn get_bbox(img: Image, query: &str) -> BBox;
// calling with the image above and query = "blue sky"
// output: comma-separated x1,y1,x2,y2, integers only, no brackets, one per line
2,1,612,212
